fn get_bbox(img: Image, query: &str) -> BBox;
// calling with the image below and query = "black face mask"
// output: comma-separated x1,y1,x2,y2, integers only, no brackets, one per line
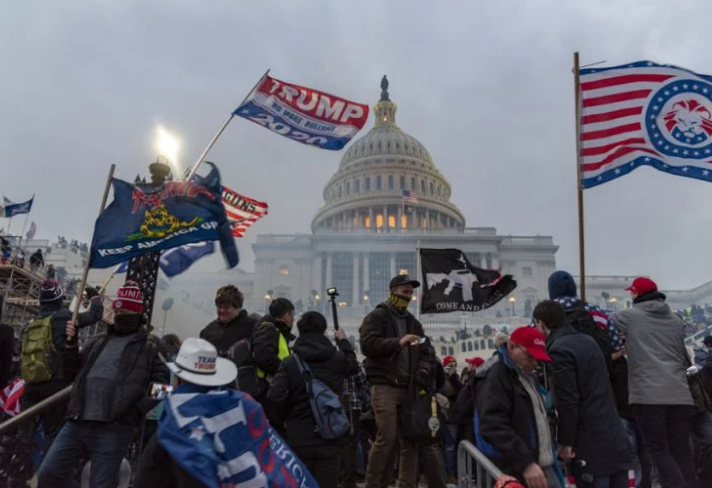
113,313,143,335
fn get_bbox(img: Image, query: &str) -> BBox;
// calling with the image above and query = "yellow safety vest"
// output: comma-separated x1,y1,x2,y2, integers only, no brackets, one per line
256,325,290,379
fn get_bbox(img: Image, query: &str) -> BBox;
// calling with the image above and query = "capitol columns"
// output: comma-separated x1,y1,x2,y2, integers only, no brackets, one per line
352,254,359,305
363,253,370,294
390,253,396,277
312,254,323,294
326,254,333,290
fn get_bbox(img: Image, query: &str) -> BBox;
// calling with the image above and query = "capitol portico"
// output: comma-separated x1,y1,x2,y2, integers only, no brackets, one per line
249,77,559,339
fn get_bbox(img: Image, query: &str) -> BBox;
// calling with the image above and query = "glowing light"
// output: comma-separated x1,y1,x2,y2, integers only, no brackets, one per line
509,296,516,303
155,126,181,170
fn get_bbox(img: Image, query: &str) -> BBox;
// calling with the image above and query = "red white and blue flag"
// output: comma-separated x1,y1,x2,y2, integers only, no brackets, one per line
401,190,419,204
234,74,369,150
580,61,712,188
222,186,268,238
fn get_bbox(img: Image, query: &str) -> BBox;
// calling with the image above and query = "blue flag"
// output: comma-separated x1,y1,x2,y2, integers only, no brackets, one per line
115,262,128,273
159,242,215,277
89,162,238,269
4,197,33,218
158,385,320,488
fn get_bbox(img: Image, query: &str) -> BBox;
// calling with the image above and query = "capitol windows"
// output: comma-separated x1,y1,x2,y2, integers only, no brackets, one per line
421,179,426,192
338,186,342,198
346,182,350,195
522,266,533,277
448,346,454,356
388,175,394,190
355,179,360,193
430,182,434,195
400,214,407,227
377,175,382,190
441,347,447,357
365,177,371,191
376,214,384,228
278,266,290,275
364,215,371,227
388,215,396,228
400,175,405,189
461,343,466,353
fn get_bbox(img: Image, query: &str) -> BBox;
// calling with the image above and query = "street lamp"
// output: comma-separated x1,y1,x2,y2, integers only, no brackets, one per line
155,125,181,174
264,293,272,312
509,296,516,316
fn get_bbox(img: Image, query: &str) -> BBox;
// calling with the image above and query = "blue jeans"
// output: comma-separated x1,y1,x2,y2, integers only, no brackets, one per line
37,420,133,488
442,423,458,479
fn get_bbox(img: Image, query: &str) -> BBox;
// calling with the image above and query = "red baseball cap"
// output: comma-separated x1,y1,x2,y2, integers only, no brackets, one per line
626,277,658,295
465,357,485,367
442,355,456,367
510,327,551,362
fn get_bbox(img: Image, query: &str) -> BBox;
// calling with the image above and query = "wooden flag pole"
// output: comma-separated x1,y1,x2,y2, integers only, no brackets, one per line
573,51,587,302
185,68,271,181
67,164,115,341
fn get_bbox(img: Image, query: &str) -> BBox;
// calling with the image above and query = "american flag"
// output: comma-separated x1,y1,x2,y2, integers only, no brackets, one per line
222,186,268,238
0,378,24,416
401,190,419,204
580,61,712,188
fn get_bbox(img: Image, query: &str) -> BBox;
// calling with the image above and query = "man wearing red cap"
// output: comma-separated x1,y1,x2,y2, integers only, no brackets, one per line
612,277,696,488
475,327,563,488
37,281,169,488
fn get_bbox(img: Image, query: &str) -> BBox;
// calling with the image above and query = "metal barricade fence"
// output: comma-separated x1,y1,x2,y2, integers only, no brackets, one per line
457,440,504,488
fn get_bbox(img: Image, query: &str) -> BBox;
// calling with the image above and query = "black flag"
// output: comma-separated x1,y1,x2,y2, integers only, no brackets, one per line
420,248,516,314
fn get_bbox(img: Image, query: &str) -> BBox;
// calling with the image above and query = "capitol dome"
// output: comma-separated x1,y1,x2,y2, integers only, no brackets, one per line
312,76,465,231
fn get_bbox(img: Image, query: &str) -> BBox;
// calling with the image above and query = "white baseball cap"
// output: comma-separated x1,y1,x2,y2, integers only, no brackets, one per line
168,338,237,387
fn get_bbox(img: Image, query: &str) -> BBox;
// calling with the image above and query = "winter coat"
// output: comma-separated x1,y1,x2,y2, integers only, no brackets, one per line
24,297,104,385
252,315,296,378
199,310,258,357
546,325,633,476
474,350,543,479
359,303,432,388
0,323,14,389
438,372,462,423
61,328,169,425
612,292,693,406
454,374,476,426
135,434,209,488
267,332,358,448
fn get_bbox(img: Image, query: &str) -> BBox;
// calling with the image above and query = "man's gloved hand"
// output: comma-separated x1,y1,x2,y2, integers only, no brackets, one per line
84,286,99,300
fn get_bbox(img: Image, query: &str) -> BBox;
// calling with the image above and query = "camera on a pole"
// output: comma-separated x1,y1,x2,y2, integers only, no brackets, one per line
326,287,340,330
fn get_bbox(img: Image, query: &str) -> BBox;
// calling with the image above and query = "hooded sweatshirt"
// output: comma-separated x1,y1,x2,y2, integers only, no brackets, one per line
612,292,693,406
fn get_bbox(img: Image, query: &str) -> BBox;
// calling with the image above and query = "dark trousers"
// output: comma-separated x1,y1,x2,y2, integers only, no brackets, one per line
633,404,696,488
37,420,133,488
442,423,458,479
21,380,69,449
622,417,652,488
693,410,712,488
340,409,361,488
576,470,630,488
419,444,447,488
293,444,342,488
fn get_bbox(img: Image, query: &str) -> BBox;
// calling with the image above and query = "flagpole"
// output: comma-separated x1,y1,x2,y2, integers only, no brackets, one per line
416,239,422,322
574,51,587,302
185,68,271,181
68,164,116,341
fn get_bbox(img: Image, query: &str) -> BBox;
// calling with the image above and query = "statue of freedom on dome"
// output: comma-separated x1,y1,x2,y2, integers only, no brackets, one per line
380,75,390,102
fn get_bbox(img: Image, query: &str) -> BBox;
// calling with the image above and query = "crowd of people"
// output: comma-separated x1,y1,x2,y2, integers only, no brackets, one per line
0,268,710,488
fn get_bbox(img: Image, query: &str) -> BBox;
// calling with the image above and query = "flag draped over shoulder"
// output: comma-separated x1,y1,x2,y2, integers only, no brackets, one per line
89,162,238,269
235,74,369,150
158,386,320,488
580,60,712,188
420,248,516,314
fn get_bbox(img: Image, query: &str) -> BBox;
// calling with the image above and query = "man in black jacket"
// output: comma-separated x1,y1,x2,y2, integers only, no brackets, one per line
37,281,168,488
252,298,296,390
534,300,632,488
0,296,15,390
21,279,103,445
475,327,561,488
268,311,358,488
359,274,432,488
200,285,257,356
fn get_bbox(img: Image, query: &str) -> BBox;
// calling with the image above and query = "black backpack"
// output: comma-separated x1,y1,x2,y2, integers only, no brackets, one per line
565,304,614,371
227,339,260,396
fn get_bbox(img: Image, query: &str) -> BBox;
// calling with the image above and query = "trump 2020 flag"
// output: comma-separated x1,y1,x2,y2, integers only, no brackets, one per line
158,385,320,488
159,242,215,278
235,74,369,150
420,248,517,314
580,60,712,188
89,162,238,269
3,197,33,218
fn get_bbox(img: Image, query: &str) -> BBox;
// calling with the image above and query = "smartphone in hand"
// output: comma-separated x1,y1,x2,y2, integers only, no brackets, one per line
150,382,173,400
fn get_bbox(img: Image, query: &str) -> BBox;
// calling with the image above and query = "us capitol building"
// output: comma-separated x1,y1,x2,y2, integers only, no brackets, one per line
246,77,559,340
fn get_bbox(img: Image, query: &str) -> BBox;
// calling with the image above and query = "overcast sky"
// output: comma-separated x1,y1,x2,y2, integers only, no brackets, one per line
2,0,712,291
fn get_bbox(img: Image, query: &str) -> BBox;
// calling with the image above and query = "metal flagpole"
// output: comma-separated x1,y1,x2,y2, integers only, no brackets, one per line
573,51,587,301
185,68,271,181
68,164,116,342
